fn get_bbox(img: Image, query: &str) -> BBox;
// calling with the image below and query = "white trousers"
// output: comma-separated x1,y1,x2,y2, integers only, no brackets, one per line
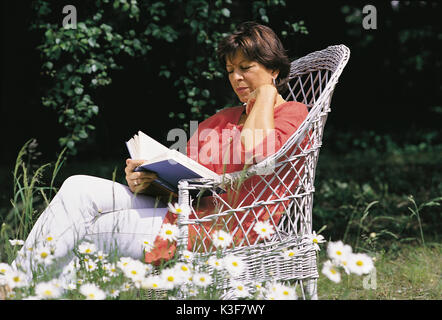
12,175,168,277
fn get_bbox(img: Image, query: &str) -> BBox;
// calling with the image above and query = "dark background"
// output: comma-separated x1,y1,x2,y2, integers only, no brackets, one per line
1,1,441,166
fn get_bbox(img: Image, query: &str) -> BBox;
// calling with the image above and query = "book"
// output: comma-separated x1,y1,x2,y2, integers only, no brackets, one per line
126,130,220,193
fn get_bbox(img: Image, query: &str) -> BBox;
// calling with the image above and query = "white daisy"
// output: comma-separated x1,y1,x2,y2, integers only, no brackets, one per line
79,283,106,300
281,248,298,259
159,223,180,242
141,238,154,253
181,250,194,262
168,202,190,215
230,280,250,298
321,260,341,283
108,288,120,298
212,230,233,249
193,272,212,287
327,241,352,263
160,267,183,289
84,260,97,272
9,239,24,246
308,231,326,251
264,282,297,300
222,254,246,276
34,246,54,265
35,281,63,299
174,263,192,279
78,242,97,255
253,220,275,240
5,270,28,289
94,250,108,263
121,259,146,282
347,253,374,275
207,256,224,270
141,275,164,290
0,263,12,275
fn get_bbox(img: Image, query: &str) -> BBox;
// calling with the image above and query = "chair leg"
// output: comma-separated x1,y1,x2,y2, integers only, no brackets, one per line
305,278,318,300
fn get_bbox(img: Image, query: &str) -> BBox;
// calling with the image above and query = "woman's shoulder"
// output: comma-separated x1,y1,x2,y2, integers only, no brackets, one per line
275,100,309,116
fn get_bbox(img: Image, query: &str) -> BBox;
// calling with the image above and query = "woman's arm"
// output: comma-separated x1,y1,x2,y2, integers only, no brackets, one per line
241,84,278,154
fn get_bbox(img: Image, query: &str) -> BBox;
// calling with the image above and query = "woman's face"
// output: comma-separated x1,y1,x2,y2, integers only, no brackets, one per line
226,50,278,103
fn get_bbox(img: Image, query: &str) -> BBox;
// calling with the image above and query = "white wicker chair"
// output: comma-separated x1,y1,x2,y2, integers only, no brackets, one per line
176,44,350,299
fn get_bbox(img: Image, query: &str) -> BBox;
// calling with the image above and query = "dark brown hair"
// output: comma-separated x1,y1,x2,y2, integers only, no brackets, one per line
217,21,290,94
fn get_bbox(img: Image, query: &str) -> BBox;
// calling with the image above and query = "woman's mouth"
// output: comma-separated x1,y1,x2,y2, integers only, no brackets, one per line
236,87,248,94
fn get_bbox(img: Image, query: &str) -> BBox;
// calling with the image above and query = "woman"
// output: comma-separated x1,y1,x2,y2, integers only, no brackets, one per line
12,22,308,276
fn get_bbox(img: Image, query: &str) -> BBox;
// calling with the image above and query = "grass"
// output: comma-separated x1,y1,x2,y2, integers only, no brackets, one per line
317,243,442,300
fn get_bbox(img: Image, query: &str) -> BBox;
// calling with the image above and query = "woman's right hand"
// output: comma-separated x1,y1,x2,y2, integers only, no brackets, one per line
125,159,158,193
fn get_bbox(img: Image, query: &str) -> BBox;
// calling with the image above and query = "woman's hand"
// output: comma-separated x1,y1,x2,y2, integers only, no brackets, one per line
125,159,158,193
245,84,278,115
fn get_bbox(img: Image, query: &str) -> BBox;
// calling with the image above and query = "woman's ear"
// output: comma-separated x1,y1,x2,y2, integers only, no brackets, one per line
272,69,280,80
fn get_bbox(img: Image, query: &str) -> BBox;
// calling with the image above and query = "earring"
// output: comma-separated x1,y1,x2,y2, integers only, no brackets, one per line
272,77,277,87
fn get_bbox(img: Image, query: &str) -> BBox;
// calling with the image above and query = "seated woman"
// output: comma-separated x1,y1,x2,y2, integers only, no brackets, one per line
12,21,308,276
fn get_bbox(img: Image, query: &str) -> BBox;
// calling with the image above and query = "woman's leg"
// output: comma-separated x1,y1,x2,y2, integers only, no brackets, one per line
12,175,168,278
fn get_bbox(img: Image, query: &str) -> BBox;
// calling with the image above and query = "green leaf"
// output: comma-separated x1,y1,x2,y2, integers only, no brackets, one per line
221,8,230,17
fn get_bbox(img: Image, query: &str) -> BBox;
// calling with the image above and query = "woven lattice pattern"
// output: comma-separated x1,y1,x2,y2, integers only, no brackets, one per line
176,45,350,299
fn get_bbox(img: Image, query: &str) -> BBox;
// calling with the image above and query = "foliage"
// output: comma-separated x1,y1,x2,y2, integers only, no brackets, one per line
30,0,306,155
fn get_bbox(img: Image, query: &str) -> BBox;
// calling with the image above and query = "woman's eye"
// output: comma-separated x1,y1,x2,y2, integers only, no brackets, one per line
240,65,251,70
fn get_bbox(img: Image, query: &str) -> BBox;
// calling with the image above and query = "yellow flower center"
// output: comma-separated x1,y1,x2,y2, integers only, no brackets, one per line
237,285,244,291
131,270,137,275
85,249,91,253
199,277,206,282
261,228,267,232
181,266,188,271
166,230,173,235
288,252,295,257
336,250,342,255
176,208,182,213
167,276,174,282
46,237,53,241
356,260,364,267
313,238,318,243
218,236,224,241
44,290,53,296
41,252,48,258
330,268,337,274
88,293,95,299
232,262,238,267
13,276,20,282
153,283,158,288
283,290,289,295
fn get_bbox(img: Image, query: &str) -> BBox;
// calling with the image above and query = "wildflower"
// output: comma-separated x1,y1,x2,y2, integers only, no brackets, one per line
253,220,275,240
43,235,56,246
264,282,297,300
5,270,28,289
207,256,224,270
141,275,164,290
212,230,233,249
174,263,192,279
35,281,63,299
94,251,108,263
181,250,194,262
159,223,180,242
308,231,326,251
142,238,153,253
223,254,246,276
84,260,97,272
0,263,12,275
327,241,352,263
160,267,183,289
108,288,120,298
104,263,118,277
347,253,374,276
9,239,24,246
168,202,189,215
121,259,146,282
321,260,341,283
230,280,250,298
34,246,54,265
281,248,298,259
79,283,106,300
193,272,212,287
78,242,97,255
117,257,133,269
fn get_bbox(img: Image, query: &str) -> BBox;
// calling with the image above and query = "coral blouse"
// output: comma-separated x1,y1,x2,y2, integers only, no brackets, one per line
145,101,308,265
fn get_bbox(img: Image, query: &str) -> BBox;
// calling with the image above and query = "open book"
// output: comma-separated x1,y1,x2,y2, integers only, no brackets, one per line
126,131,220,193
